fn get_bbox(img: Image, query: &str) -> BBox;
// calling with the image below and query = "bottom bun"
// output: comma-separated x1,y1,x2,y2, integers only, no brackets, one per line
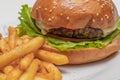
42,35,120,64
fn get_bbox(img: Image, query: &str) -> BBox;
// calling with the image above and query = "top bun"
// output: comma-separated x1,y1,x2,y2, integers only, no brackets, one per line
31,0,118,30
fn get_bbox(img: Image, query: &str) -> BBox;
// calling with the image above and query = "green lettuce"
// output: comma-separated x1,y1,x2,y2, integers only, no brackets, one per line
18,5,41,37
18,4,120,51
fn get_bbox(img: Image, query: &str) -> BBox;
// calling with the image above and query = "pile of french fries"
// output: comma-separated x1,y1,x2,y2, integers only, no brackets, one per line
0,27,69,80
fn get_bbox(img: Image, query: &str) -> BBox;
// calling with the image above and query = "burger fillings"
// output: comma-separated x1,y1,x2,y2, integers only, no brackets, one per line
18,0,120,64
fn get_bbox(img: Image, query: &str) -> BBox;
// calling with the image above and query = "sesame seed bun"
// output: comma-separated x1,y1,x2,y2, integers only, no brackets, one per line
31,0,118,30
42,34,120,64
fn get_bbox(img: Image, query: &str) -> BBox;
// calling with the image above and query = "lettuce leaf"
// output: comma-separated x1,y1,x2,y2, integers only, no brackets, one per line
18,4,120,51
18,4,41,37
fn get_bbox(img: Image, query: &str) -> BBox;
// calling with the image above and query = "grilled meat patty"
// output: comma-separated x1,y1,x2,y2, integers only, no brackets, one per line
48,27,103,39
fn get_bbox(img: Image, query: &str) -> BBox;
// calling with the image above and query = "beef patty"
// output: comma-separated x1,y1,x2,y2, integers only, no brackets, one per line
48,27,103,39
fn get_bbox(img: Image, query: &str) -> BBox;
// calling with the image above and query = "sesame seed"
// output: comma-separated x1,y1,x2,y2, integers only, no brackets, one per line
44,8,48,11
66,17,70,20
96,13,99,16
97,0,100,2
82,8,86,12
92,19,95,22
105,14,109,19
36,8,39,10
84,0,89,3
53,6,56,9
48,18,52,21
53,1,57,5
101,18,104,21
38,6,41,9
49,9,53,13
51,16,55,19
101,5,104,8
111,10,114,14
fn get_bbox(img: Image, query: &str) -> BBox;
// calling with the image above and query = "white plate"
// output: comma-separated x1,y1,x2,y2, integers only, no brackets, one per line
0,0,120,80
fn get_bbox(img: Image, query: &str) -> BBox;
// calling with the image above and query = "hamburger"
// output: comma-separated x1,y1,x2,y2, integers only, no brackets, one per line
18,0,120,64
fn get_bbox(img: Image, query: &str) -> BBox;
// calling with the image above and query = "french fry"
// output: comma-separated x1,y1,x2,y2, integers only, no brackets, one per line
23,38,31,44
37,50,69,65
42,62,62,80
0,39,10,53
6,67,22,80
37,64,54,80
16,28,19,34
16,35,31,46
21,35,32,44
35,62,62,80
35,61,62,80
16,38,23,46
8,27,17,49
0,72,7,80
35,72,54,80
4,37,9,43
3,65,14,74
34,74,49,80
38,65,48,74
0,37,44,68
19,59,40,80
10,58,21,67
19,53,34,70
21,35,32,40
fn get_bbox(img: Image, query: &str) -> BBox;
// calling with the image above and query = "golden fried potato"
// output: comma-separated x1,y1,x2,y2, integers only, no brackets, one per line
35,73,54,80
23,38,30,44
19,53,34,70
16,38,23,47
8,27,17,49
38,65,48,74
6,67,22,80
0,72,6,80
37,50,69,65
0,37,44,68
21,35,32,40
37,62,54,80
19,59,40,80
10,58,21,67
42,62,62,80
34,74,49,80
3,65,14,74
4,37,9,44
0,39,10,53
35,61,62,80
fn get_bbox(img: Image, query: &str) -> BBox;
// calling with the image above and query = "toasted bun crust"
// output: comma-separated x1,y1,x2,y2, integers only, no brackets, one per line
31,0,118,30
41,34,120,64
